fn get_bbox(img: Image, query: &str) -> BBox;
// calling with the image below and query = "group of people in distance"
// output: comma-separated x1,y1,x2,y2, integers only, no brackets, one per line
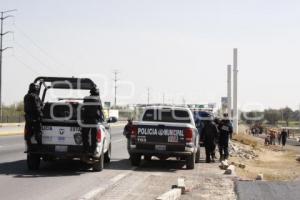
196,113,233,163
265,128,288,147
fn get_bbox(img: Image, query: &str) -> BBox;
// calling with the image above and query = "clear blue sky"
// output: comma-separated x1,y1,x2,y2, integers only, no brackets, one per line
1,0,300,110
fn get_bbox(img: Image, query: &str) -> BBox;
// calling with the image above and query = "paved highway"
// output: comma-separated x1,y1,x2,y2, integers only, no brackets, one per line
0,126,133,200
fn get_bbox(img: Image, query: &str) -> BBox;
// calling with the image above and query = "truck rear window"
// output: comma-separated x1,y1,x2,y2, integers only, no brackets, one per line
142,109,191,123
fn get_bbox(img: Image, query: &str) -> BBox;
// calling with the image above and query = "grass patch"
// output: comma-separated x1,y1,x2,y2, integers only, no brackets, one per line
232,134,258,148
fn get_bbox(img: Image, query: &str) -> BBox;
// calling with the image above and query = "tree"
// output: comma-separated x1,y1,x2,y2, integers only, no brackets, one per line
264,109,281,125
280,107,293,126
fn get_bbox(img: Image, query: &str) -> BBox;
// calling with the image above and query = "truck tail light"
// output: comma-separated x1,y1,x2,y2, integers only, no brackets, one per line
130,125,138,145
96,128,102,142
184,128,193,143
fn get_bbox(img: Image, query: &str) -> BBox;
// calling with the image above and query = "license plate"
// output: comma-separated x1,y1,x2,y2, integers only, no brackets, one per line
55,145,68,152
155,145,166,151
168,135,178,143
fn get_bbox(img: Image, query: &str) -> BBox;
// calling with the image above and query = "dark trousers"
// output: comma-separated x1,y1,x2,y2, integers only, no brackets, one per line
219,143,229,160
282,137,287,146
205,144,215,162
25,119,42,145
82,127,97,153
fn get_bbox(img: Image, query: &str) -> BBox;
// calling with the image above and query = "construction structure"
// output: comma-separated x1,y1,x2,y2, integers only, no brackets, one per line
233,48,239,134
227,64,232,119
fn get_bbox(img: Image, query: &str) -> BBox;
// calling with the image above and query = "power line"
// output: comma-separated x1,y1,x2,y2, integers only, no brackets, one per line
0,9,16,122
14,40,57,74
13,54,39,75
13,24,69,72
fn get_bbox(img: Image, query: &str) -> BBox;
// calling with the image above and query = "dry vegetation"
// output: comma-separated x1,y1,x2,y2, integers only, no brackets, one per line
230,133,300,181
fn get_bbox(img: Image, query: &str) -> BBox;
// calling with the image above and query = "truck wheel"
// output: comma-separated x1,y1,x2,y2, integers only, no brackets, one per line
104,143,111,163
27,154,40,170
144,155,152,161
195,146,201,163
130,154,141,166
93,150,104,172
186,153,195,169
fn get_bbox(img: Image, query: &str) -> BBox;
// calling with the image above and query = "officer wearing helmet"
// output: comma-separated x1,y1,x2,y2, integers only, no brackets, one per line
24,83,43,147
81,85,104,154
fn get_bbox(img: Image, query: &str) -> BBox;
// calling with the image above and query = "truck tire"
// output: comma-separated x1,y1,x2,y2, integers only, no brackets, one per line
93,150,104,172
130,154,141,166
144,155,152,161
195,146,201,163
104,143,111,163
27,154,40,170
186,152,195,169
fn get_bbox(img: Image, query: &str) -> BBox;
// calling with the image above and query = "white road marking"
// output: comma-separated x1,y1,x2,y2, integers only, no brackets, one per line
79,187,105,200
79,170,135,200
112,138,124,143
0,143,24,149
109,172,128,183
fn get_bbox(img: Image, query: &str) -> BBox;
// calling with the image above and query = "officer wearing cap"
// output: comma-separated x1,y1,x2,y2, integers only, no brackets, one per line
24,83,43,147
218,113,233,161
81,85,104,154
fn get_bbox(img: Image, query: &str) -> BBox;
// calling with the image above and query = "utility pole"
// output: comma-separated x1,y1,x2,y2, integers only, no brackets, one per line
227,65,232,119
0,9,16,123
233,48,238,134
162,93,165,104
147,88,150,105
113,70,119,108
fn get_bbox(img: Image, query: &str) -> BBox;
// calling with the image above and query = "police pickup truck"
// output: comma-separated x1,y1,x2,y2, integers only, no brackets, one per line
128,106,200,169
25,77,116,172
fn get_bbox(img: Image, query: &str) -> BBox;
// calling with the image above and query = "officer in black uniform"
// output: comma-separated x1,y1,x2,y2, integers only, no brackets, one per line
202,116,219,163
24,83,43,146
123,119,133,154
218,113,233,161
81,85,104,154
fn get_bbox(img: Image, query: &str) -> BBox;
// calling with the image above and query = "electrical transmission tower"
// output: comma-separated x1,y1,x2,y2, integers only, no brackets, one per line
0,9,16,122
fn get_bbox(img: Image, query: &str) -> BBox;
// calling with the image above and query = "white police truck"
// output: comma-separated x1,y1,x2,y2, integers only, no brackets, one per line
25,77,116,172
128,106,200,169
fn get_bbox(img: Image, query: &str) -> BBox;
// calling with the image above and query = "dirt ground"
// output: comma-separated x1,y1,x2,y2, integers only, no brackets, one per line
230,133,300,181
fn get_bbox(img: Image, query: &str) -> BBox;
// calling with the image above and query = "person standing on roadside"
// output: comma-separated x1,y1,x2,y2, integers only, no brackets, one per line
24,83,43,147
281,129,288,148
218,113,233,161
270,130,276,145
123,118,133,153
277,131,282,145
202,116,219,163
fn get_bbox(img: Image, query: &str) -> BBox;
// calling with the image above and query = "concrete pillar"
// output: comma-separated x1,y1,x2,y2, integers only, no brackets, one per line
233,48,238,134
227,65,232,119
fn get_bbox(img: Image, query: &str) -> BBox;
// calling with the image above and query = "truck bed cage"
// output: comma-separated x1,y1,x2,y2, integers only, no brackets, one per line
34,76,96,90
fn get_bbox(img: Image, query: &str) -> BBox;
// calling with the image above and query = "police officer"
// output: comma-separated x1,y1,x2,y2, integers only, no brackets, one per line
123,118,133,154
24,83,43,146
202,116,219,163
218,113,233,161
81,85,104,154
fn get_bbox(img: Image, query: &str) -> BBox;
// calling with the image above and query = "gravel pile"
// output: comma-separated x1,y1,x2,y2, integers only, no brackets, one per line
229,142,258,160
